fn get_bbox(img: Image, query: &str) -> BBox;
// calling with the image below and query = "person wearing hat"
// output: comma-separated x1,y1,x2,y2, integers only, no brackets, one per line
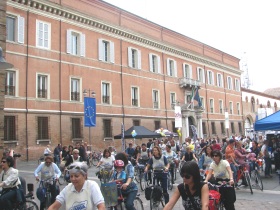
225,139,238,186
48,162,105,210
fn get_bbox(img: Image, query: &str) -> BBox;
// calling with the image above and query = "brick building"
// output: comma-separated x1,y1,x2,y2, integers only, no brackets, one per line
3,0,243,160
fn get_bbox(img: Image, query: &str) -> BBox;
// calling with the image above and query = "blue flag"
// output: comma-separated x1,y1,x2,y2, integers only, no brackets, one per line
84,97,96,127
194,88,202,107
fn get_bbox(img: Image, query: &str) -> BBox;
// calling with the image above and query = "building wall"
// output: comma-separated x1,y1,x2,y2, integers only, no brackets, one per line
4,0,243,160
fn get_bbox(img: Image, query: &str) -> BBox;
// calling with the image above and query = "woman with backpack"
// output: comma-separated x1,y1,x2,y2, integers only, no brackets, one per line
163,161,209,210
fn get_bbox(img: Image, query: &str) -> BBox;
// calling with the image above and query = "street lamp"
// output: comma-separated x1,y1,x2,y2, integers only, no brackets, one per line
83,89,96,151
0,47,14,69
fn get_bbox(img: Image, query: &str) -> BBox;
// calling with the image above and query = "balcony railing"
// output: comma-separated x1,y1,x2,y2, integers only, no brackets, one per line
102,95,110,104
5,85,15,96
37,89,47,98
179,77,201,88
71,92,80,101
132,99,138,106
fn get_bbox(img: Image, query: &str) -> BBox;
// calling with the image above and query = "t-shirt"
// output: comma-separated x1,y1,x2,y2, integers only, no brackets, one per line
184,152,194,162
209,159,230,179
225,145,235,164
178,182,206,210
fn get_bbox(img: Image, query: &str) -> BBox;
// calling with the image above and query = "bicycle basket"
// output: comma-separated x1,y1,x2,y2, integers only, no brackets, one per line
209,190,220,205
145,186,152,200
152,185,163,201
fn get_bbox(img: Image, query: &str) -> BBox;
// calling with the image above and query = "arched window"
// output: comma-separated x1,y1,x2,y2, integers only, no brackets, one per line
274,102,277,111
251,97,255,112
267,100,271,108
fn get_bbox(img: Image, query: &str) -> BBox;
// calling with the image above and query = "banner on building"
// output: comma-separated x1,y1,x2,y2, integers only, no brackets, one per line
225,111,229,129
84,97,96,127
175,105,182,128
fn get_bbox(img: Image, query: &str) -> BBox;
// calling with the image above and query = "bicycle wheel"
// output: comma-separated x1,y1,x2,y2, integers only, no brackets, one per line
58,174,65,185
174,168,177,181
244,171,253,194
20,200,39,210
45,192,52,209
133,197,144,210
139,172,147,191
168,172,173,190
92,157,99,166
150,190,160,210
134,167,140,183
252,170,263,191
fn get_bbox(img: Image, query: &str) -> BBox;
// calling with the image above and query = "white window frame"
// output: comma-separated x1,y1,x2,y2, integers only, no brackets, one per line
128,47,141,69
197,67,205,83
36,20,51,49
98,39,115,63
66,29,85,57
229,101,233,114
36,73,50,99
70,77,82,102
207,70,214,85
149,53,161,73
200,97,205,110
152,89,160,109
166,58,177,77
5,70,19,97
170,92,176,109
131,86,139,107
227,76,232,90
217,73,223,88
101,81,111,104
237,103,240,115
6,14,24,44
209,99,214,113
219,100,223,114
183,63,192,78
235,79,240,91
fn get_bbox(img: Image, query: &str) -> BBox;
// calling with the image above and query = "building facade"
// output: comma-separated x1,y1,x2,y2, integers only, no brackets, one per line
3,0,243,160
242,87,280,138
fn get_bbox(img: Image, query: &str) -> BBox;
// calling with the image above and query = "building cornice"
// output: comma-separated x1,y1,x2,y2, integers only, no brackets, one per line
241,87,280,100
8,0,241,75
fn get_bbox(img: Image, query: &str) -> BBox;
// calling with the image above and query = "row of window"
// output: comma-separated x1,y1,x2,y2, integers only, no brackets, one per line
6,15,240,90
202,121,243,135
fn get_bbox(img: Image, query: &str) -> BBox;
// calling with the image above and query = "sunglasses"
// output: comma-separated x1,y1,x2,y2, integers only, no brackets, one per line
1,160,6,163
181,173,192,179
45,162,52,164
69,165,81,170
213,155,219,157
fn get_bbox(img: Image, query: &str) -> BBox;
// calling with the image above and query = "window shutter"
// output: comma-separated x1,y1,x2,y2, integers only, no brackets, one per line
149,53,153,72
197,67,200,81
189,65,192,79
157,55,161,74
18,16,24,44
36,21,39,46
44,23,49,48
174,60,177,77
80,33,85,57
66,29,72,54
137,49,141,69
109,41,114,63
167,58,170,76
128,47,132,67
98,39,103,61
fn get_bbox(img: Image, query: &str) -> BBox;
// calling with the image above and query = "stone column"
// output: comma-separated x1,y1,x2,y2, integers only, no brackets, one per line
196,114,203,138
182,113,189,141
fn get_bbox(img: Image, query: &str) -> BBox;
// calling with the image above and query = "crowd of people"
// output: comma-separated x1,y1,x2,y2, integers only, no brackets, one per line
1,134,279,210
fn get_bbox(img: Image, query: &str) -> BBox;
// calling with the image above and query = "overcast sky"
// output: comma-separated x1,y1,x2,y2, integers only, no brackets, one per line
103,0,280,92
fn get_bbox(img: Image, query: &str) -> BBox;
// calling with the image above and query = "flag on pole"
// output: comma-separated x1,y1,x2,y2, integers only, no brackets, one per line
84,97,96,127
194,88,202,107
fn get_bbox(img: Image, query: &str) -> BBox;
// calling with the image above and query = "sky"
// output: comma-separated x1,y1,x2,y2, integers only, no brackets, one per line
103,0,280,92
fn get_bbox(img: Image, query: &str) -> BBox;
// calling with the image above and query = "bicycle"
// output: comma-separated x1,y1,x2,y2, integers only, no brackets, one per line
58,167,71,185
236,162,253,194
97,165,114,184
108,181,144,210
90,151,102,167
250,160,263,191
37,178,59,210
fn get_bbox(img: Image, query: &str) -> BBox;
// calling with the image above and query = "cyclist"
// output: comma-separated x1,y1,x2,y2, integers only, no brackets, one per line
34,156,61,210
144,146,170,204
204,150,235,210
48,162,105,210
163,161,209,210
0,156,24,210
136,143,150,164
170,140,180,171
115,152,138,210
163,145,178,184
198,145,213,179
125,142,135,161
96,148,115,169
249,141,262,173
181,146,198,162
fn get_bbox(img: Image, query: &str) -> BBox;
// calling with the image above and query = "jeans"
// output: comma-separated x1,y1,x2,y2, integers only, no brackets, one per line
153,172,169,204
124,190,137,210
0,188,17,210
230,163,237,183
54,155,60,166
264,157,272,176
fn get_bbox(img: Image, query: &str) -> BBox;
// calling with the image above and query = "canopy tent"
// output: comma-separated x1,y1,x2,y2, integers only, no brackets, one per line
114,126,162,139
254,110,280,131
155,128,179,137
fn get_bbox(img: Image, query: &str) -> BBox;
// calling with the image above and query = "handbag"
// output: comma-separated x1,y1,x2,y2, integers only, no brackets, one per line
185,184,199,210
